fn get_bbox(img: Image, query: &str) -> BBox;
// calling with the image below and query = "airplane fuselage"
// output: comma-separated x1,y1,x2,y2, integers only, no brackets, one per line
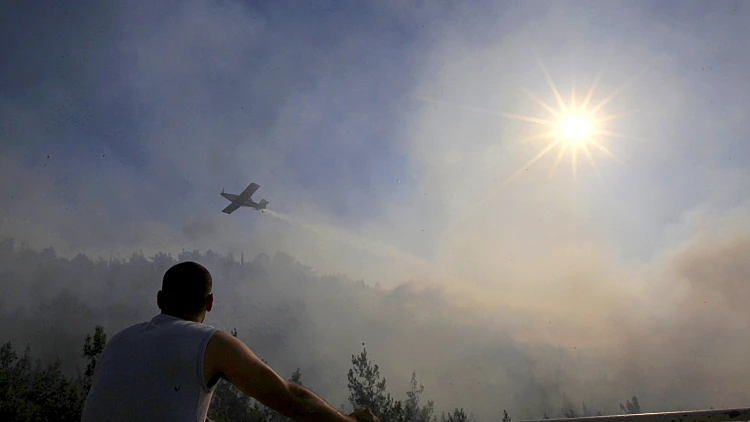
220,192,267,210
220,182,269,214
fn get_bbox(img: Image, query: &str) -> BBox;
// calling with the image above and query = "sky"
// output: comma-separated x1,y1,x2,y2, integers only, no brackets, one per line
2,0,750,414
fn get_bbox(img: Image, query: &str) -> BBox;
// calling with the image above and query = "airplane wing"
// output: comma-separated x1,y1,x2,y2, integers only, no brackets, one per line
237,183,260,201
221,202,242,214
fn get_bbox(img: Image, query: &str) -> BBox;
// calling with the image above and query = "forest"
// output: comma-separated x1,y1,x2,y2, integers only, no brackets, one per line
0,238,643,421
0,328,643,422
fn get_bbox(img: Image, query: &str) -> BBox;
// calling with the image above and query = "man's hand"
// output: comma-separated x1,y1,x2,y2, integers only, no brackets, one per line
349,407,379,422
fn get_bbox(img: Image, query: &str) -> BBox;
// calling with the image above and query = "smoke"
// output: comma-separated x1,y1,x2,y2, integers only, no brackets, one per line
264,208,457,284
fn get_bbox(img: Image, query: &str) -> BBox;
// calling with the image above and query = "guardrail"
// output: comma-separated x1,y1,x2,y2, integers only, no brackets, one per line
521,408,750,422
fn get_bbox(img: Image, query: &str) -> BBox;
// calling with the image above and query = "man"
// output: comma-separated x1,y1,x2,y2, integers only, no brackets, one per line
81,261,378,422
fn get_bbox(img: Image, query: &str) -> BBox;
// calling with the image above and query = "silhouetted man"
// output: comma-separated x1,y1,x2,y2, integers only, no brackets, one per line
81,261,378,422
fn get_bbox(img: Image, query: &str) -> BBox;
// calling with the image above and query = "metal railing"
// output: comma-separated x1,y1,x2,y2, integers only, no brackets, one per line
521,408,750,422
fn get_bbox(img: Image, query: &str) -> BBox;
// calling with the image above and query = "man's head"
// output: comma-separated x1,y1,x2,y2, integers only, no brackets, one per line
157,261,214,322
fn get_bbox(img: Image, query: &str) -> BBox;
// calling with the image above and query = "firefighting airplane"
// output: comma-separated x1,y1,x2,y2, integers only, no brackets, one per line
220,182,269,214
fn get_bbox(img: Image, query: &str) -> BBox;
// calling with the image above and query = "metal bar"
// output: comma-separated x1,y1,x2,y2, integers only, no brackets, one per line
520,408,750,422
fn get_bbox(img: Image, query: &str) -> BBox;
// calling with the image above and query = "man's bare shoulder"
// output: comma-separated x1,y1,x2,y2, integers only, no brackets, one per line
205,330,240,362
203,329,241,384
204,330,264,373
204,329,293,400
208,329,235,344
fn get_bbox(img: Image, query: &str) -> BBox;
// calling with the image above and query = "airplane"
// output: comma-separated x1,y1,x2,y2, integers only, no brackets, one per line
220,182,269,214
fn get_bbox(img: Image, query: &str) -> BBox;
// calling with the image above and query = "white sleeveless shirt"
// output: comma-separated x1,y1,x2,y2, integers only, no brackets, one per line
81,313,218,422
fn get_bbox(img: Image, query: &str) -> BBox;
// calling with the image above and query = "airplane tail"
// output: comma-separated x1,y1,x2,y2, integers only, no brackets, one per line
259,199,269,208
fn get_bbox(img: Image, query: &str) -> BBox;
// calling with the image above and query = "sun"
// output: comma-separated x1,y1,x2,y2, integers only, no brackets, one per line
423,57,643,237
558,115,592,142
470,57,640,197
417,56,640,215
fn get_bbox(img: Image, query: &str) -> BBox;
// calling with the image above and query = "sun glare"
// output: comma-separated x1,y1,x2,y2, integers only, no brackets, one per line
419,56,641,217
472,57,640,199
559,115,591,141
430,57,642,237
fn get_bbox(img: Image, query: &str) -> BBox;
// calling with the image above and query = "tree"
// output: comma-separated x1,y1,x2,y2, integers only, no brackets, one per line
0,341,16,371
347,345,394,418
561,393,578,419
0,341,33,421
0,341,84,421
563,408,578,418
81,325,107,393
347,344,439,422
290,368,303,386
28,357,85,421
404,371,435,422
503,409,511,422
620,396,641,414
441,408,468,422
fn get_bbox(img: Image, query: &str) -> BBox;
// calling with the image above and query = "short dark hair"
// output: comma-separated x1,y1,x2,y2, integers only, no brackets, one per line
159,261,212,316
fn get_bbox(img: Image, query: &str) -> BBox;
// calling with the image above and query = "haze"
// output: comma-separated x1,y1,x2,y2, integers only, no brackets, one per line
1,1,750,420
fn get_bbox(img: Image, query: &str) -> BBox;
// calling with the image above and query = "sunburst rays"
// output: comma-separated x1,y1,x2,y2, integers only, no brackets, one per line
505,57,632,180
428,55,642,238
431,58,639,208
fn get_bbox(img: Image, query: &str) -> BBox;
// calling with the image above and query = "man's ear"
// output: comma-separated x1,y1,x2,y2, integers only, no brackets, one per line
205,293,214,312
156,290,163,310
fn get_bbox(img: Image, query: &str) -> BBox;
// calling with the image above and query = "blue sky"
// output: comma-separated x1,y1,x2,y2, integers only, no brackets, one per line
2,0,750,326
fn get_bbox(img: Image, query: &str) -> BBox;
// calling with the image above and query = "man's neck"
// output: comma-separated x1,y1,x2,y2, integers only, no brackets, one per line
160,311,202,323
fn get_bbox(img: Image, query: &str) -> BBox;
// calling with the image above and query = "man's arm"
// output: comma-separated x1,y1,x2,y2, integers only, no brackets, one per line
205,330,354,422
